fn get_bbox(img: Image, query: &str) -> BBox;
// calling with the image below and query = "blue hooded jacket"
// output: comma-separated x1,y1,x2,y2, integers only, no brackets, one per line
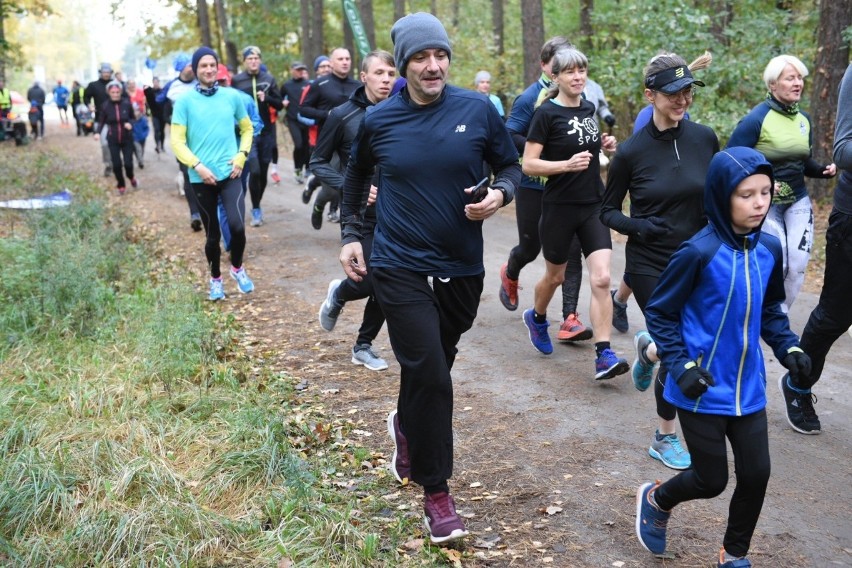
645,147,801,416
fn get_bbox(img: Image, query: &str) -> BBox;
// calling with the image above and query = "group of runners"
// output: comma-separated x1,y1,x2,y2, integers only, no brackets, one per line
71,13,851,566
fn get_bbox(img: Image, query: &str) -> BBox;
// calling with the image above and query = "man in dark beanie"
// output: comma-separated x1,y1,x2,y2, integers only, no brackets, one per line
231,45,283,227
301,47,361,224
338,12,521,544
171,46,255,302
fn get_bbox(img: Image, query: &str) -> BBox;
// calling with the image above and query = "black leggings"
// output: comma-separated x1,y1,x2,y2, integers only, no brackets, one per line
108,139,134,188
179,161,200,217
630,272,677,422
286,118,310,172
654,409,770,558
192,177,246,278
249,132,275,209
335,232,385,347
506,186,584,318
798,208,852,389
152,116,165,149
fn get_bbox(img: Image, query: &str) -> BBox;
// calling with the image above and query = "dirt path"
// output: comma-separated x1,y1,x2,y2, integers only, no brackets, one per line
43,119,851,567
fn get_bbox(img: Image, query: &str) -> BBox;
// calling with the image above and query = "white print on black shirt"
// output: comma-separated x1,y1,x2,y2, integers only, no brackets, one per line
566,115,600,146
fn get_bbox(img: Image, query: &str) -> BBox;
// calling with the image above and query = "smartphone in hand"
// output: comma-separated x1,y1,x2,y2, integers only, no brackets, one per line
470,177,490,203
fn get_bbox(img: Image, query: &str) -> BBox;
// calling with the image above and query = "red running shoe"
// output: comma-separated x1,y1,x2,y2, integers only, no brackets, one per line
499,263,519,311
557,313,593,342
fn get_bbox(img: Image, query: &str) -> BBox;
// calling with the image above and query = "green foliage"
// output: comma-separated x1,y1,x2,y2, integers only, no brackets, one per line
0,201,145,347
571,0,820,143
0,143,436,567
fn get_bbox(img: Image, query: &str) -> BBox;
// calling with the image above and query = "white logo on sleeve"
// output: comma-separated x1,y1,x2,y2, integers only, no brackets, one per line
454,124,466,133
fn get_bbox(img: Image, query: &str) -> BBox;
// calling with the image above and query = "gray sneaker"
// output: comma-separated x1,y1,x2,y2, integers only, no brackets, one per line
649,430,691,470
319,279,343,331
352,344,389,371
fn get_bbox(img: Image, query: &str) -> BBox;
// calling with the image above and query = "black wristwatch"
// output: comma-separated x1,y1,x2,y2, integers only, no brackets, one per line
240,150,249,157
493,186,508,206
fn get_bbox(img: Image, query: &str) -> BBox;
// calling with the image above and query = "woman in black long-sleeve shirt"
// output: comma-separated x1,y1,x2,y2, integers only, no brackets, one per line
600,52,719,471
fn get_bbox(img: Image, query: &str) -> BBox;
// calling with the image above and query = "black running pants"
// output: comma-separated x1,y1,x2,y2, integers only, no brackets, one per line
654,409,770,558
335,232,385,347
372,268,483,489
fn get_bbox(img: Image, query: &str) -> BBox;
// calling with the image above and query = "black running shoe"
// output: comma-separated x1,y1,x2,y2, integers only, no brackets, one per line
778,373,821,434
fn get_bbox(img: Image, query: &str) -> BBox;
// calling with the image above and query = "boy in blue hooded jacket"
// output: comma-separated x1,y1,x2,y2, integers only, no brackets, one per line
634,147,811,567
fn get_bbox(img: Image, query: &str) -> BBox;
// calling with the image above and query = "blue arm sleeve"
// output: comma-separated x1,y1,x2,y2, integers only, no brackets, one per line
645,242,704,382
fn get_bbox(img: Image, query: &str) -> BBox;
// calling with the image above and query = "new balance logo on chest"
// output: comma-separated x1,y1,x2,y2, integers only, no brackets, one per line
454,124,466,133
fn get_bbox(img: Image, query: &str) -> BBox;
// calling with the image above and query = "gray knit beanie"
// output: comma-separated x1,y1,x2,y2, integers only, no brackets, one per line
391,12,452,77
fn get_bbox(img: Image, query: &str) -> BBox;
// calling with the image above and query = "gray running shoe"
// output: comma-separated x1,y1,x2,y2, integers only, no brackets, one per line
352,344,388,371
649,430,691,470
318,279,343,331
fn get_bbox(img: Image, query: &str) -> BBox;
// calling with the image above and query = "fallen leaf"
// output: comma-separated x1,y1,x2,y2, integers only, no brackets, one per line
469,481,482,488
441,548,463,567
612,562,625,567
402,538,423,551
545,506,563,516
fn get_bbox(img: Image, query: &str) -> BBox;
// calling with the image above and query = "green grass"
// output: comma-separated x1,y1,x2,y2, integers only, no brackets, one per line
0,145,449,566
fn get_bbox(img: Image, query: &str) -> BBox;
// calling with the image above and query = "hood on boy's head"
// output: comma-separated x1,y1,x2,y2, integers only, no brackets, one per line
705,147,774,239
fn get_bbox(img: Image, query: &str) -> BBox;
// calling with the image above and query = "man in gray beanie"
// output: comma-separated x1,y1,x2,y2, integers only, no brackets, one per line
338,11,521,545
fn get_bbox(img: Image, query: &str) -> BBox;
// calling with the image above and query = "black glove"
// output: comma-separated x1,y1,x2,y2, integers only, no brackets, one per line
782,350,812,384
676,366,715,399
634,216,671,243
603,114,616,127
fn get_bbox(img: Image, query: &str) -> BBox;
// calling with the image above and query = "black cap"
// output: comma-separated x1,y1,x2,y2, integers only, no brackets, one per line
645,65,705,94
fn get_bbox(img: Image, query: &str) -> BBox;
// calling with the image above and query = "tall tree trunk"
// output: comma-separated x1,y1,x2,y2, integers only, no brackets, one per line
311,0,325,62
709,0,733,46
450,0,459,27
0,1,7,83
394,0,405,21
213,0,237,70
301,0,312,65
431,0,437,14
579,0,593,52
197,0,212,47
809,0,851,201
521,0,544,86
343,10,355,69
360,0,376,51
491,0,504,55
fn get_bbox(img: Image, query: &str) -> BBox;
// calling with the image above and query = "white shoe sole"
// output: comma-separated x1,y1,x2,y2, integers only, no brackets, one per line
424,516,469,544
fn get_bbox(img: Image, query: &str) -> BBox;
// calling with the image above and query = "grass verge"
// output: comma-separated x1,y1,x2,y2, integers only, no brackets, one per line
0,144,449,566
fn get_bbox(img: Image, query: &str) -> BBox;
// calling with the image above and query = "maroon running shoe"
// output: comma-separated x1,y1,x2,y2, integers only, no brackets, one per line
386,410,410,485
424,491,469,544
